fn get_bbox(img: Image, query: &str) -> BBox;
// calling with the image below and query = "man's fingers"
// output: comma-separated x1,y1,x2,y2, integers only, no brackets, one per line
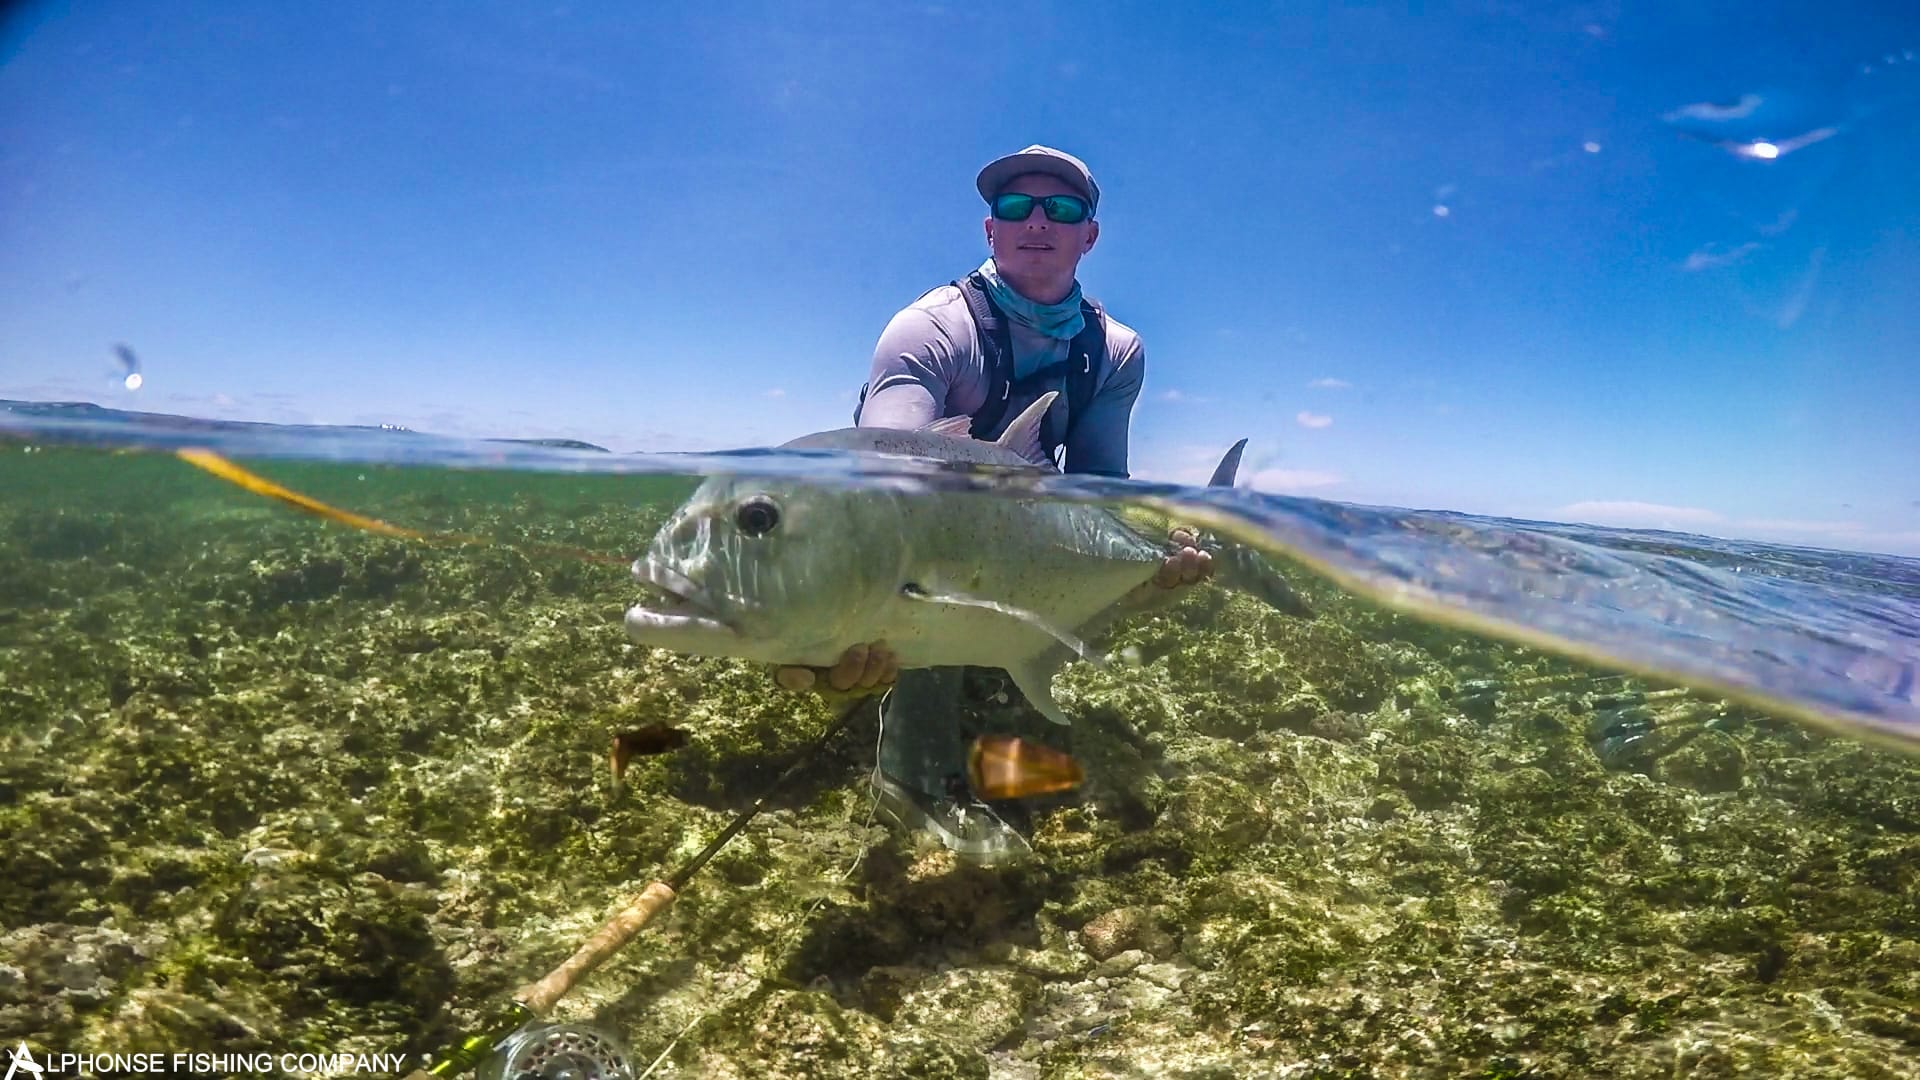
774,666,817,692
1154,548,1190,588
773,642,899,696
1153,555,1179,588
823,640,898,692
1159,527,1212,589
1155,546,1213,589
1175,547,1204,584
826,643,870,692
869,646,899,688
854,640,898,689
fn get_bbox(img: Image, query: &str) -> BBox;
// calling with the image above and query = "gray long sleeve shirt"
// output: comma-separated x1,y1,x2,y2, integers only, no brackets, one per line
853,283,1146,478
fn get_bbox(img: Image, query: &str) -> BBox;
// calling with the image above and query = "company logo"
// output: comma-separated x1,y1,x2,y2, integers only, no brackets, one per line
2,1043,414,1077
3,1043,43,1080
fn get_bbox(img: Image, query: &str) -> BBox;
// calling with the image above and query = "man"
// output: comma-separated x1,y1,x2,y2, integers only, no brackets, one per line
777,145,1210,860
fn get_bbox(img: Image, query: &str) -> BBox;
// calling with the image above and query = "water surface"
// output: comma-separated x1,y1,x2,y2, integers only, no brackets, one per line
3,402,1918,1079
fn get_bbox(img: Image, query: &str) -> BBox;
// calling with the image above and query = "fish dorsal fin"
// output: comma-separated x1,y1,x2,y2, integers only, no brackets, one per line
1209,438,1249,487
993,391,1059,467
920,415,975,438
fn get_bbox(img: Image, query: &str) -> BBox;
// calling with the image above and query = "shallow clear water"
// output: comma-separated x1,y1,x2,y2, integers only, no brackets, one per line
12,400,1917,748
3,402,1919,1079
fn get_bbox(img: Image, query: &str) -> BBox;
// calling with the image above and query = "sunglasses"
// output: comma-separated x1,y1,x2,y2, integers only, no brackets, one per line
990,192,1092,225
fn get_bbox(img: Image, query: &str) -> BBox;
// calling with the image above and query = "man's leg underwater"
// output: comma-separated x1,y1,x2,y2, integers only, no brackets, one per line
875,666,1032,863
877,666,969,799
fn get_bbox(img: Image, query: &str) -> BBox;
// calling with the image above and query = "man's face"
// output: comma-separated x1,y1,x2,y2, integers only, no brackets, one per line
984,172,1100,283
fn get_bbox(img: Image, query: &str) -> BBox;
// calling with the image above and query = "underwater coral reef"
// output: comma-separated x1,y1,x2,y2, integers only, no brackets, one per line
2,451,1917,1078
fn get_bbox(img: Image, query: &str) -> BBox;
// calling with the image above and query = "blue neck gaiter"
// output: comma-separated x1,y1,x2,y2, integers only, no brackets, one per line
978,258,1085,347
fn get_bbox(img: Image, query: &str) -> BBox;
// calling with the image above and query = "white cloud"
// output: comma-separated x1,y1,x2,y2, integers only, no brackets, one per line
1245,468,1343,492
1157,388,1210,404
1773,245,1824,329
1154,388,1213,404
1307,377,1352,390
1133,442,1341,494
159,390,257,416
1663,95,1763,123
1683,241,1762,271
1743,517,1867,534
1558,501,1726,527
0,378,97,401
1739,518,1920,549
765,388,786,398
1128,464,1212,488
1728,519,1920,557
1295,411,1333,429
1553,501,1920,555
1133,443,1258,488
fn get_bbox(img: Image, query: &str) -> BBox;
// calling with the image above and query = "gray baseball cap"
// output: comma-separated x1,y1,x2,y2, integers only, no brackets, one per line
975,144,1100,215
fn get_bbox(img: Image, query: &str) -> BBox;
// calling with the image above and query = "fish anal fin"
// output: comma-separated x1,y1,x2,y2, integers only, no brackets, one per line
1006,656,1074,726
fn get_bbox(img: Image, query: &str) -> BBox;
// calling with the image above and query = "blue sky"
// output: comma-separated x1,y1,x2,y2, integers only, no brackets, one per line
3,3,1917,555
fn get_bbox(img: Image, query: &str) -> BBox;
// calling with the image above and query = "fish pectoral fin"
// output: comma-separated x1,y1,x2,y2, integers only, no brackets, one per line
1006,657,1074,727
900,581,1104,665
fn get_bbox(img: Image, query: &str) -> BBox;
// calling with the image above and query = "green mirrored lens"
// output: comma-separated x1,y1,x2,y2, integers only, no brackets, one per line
1040,195,1089,224
992,193,1037,221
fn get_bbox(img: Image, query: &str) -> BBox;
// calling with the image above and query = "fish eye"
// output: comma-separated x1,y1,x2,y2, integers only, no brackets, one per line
735,496,781,537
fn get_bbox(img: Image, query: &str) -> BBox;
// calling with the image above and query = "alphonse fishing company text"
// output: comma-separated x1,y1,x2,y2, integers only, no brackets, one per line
5,1044,412,1077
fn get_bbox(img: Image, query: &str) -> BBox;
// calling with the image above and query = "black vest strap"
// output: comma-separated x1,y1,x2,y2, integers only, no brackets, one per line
956,271,1105,466
853,275,1107,468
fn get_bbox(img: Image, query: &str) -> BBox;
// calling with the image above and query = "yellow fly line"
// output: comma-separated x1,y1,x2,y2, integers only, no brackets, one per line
176,448,438,541
174,448,630,566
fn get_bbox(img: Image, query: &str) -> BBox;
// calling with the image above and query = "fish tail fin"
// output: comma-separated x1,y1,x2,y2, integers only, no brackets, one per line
1199,438,1313,619
1212,543,1314,619
1208,438,1248,487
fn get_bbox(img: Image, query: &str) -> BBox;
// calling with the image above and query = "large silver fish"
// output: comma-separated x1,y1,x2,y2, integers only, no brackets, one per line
623,393,1311,725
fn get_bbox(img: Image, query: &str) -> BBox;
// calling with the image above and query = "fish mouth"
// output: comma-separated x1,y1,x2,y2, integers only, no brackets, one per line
625,558,736,638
